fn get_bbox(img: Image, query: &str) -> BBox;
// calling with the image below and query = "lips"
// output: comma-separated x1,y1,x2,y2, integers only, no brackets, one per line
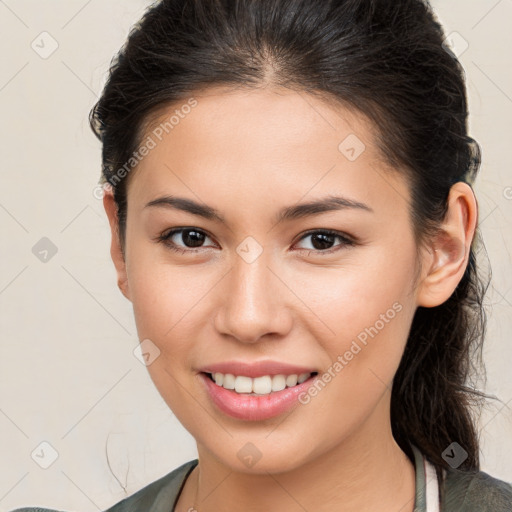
199,371,319,420
195,359,321,420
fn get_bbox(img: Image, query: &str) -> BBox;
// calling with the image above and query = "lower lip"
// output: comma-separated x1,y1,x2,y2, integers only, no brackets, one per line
199,372,318,421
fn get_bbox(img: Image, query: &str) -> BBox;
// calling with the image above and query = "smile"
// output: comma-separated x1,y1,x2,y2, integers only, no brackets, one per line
199,371,319,421
207,371,317,395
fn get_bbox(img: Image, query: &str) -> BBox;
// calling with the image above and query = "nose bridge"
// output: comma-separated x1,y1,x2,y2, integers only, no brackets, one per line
214,245,291,343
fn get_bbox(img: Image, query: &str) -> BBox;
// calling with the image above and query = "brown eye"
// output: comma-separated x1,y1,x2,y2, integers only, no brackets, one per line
158,227,217,253
294,230,355,255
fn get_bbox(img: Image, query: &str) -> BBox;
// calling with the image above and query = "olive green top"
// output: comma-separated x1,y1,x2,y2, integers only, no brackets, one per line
10,443,512,511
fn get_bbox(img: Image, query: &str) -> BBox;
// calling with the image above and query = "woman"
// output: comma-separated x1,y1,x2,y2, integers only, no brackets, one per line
12,0,512,511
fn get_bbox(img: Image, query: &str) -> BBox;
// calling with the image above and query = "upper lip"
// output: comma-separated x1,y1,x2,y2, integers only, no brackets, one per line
197,360,318,378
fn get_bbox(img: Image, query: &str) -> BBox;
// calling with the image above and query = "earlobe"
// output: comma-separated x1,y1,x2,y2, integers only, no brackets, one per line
103,187,131,302
416,182,477,308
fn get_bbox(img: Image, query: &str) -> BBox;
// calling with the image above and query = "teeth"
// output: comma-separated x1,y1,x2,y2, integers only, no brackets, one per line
222,373,235,389
271,374,286,392
235,375,253,393
297,373,310,384
286,374,298,387
254,375,272,394
214,373,224,386
211,372,313,395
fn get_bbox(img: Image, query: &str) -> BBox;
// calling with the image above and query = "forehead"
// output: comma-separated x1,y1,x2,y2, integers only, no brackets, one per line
141,85,381,159
128,86,409,217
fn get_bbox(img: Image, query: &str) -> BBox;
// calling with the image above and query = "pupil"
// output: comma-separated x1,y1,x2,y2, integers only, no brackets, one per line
311,233,334,250
183,229,205,248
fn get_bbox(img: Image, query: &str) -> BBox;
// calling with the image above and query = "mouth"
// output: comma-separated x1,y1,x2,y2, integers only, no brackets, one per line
199,370,320,421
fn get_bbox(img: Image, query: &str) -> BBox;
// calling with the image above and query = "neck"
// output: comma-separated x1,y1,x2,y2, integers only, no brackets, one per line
175,395,416,512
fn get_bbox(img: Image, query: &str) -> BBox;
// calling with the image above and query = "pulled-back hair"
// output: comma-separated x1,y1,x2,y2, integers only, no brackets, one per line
89,0,493,473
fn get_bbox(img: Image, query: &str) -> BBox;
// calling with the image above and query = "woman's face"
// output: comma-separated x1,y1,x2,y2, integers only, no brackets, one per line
111,86,427,473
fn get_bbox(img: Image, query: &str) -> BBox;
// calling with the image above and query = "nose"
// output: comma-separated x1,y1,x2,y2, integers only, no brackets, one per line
213,251,293,344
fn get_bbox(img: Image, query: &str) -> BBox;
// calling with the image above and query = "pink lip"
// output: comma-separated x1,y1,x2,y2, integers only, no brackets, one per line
199,372,319,421
197,359,318,378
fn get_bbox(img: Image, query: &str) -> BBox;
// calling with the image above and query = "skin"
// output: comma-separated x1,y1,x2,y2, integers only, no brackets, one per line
103,86,477,512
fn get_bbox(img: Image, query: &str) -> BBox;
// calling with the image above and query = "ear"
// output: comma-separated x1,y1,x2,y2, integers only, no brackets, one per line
103,186,131,302
416,182,478,308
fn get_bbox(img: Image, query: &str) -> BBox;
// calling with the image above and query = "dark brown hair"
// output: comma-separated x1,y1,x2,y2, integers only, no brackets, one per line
89,0,494,473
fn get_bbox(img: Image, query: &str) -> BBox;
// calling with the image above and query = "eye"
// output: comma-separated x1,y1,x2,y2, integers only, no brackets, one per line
156,227,356,256
293,229,355,255
156,227,217,254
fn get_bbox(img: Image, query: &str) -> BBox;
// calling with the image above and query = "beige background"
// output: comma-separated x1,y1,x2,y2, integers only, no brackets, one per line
0,0,511,510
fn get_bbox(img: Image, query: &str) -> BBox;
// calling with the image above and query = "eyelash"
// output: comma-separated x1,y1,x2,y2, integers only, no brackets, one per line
155,227,356,256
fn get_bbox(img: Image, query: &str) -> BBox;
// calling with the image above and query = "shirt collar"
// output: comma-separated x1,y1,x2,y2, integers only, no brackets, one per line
410,442,441,512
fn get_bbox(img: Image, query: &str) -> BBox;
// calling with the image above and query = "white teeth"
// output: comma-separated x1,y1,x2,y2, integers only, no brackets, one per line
234,375,253,393
297,373,310,384
271,374,286,392
253,375,272,394
210,372,314,395
286,374,298,387
221,373,235,390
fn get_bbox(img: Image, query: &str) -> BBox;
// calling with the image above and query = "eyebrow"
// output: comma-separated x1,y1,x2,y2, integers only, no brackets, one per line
144,194,373,225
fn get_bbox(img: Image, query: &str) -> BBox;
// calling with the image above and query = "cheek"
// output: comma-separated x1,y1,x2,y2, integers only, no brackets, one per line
126,245,219,375
288,263,417,450
299,244,416,331
126,234,198,335
296,244,418,386
126,256,209,420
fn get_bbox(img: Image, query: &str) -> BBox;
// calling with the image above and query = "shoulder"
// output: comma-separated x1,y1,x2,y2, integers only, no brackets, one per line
443,466,512,511
9,459,199,512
